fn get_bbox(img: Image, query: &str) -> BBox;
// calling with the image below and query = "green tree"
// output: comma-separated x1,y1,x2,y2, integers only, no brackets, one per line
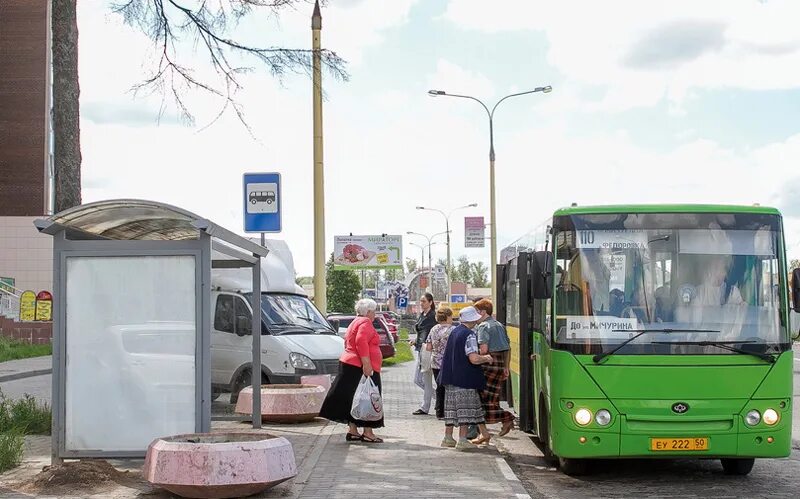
326,254,361,314
471,261,490,288
405,258,418,274
454,255,472,284
385,267,404,281
790,259,800,271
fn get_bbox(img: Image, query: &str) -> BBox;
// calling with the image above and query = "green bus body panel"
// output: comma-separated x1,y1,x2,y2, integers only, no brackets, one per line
751,353,793,399
545,350,793,459
582,361,769,400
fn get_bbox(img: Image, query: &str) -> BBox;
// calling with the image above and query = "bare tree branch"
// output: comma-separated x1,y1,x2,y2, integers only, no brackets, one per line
111,0,348,129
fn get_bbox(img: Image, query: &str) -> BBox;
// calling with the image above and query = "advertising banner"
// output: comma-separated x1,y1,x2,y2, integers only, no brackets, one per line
334,235,403,270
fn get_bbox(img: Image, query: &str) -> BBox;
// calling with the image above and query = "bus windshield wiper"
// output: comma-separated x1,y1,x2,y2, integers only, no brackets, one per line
651,340,776,364
592,328,720,364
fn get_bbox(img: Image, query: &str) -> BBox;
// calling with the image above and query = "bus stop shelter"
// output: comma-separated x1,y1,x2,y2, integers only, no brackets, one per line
34,199,268,461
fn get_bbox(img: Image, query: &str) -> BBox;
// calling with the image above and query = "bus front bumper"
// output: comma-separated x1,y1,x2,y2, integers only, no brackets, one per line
552,416,791,459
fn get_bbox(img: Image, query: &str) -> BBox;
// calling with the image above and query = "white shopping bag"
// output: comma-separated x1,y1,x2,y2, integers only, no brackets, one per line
419,349,433,373
350,375,383,421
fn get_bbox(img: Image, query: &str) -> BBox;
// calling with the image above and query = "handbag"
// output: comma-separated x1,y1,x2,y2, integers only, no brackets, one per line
350,375,383,421
413,357,425,389
419,348,433,373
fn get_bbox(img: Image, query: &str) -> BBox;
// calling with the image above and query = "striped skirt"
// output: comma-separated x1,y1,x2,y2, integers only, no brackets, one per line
443,385,485,427
480,351,514,424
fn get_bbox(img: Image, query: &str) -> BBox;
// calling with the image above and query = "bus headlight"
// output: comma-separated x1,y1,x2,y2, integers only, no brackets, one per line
574,408,592,426
595,409,612,426
763,408,779,426
745,410,761,426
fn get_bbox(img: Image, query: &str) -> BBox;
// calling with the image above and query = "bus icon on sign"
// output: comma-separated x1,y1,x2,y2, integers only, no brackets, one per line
249,191,276,205
246,181,279,215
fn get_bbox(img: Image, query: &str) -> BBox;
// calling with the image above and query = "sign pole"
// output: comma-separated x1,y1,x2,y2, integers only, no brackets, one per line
312,1,327,314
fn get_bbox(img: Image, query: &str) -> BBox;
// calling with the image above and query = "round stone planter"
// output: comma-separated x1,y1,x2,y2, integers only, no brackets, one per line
300,374,332,393
143,432,296,499
235,384,327,423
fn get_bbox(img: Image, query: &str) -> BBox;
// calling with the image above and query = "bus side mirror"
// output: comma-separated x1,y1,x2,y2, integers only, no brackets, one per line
792,268,800,312
532,251,554,300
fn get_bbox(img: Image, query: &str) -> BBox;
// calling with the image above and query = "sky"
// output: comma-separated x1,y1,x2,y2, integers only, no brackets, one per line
77,0,800,276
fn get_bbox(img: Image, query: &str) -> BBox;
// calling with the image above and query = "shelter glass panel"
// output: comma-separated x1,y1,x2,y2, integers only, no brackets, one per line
65,255,197,452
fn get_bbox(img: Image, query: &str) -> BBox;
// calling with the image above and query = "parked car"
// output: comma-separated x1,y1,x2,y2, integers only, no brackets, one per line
211,240,343,404
377,312,399,342
327,314,396,359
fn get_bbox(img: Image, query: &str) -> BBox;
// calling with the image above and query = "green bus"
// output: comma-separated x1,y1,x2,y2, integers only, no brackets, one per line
497,204,800,476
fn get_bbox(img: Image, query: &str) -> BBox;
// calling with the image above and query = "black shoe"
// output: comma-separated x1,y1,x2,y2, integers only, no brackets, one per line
412,409,428,415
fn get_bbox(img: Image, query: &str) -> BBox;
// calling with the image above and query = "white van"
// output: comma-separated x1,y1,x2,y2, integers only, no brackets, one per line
210,239,343,403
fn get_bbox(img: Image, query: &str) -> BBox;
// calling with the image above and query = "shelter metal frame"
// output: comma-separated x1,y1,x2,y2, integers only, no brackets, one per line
36,207,268,462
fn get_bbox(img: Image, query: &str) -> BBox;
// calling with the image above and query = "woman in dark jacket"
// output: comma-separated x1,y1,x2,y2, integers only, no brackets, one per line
437,306,493,450
412,292,437,415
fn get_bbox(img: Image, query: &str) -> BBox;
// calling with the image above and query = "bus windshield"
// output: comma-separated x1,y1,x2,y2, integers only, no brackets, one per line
552,212,788,355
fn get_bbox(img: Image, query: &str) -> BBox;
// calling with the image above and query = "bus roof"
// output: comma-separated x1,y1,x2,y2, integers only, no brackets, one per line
553,204,782,217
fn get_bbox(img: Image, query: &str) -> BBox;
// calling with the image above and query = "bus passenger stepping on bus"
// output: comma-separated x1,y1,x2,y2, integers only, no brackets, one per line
474,299,515,439
437,306,493,450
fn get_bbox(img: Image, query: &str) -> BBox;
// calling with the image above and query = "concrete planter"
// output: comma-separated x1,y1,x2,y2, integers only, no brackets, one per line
235,384,327,423
143,432,296,499
300,374,332,393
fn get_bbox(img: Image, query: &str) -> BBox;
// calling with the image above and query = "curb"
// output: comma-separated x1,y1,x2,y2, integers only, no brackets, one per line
0,368,52,383
495,456,532,499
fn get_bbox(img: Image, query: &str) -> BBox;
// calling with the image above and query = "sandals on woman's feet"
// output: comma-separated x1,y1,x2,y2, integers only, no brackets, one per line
345,433,362,442
470,435,491,445
498,420,514,437
361,435,384,443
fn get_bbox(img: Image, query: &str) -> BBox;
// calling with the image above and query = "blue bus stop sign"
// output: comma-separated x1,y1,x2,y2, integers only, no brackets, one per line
244,172,282,233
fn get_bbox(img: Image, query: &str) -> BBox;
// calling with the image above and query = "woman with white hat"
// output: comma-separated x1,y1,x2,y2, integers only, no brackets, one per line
436,306,493,450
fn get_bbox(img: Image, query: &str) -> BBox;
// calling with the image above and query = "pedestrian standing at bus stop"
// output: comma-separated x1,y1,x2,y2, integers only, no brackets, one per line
474,298,515,438
411,292,437,415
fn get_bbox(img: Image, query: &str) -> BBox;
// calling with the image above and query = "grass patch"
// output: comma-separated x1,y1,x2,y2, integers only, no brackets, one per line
0,390,52,472
383,340,413,367
398,328,409,341
0,430,24,473
0,394,51,435
0,337,52,363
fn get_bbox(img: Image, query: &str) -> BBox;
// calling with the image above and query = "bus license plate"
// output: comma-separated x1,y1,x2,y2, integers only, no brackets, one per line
650,437,709,451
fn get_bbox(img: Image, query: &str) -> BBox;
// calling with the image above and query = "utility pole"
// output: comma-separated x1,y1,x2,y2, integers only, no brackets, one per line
312,1,326,313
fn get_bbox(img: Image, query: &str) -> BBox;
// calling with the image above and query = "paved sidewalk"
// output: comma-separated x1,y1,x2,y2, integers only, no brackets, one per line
0,355,51,382
293,360,528,498
0,359,532,498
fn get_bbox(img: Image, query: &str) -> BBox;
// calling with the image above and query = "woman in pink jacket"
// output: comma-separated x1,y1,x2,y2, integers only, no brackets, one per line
319,298,384,443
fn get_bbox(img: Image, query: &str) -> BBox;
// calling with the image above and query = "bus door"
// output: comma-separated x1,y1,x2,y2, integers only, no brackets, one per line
496,263,511,407
502,252,536,433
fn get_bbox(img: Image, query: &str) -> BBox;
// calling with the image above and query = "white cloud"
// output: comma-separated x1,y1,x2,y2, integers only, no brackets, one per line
443,0,800,110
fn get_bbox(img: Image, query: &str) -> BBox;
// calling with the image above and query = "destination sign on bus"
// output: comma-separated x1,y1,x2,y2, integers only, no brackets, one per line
576,230,647,250
562,316,638,339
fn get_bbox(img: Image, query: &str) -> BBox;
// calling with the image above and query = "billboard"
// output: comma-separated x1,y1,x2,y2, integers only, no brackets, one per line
334,235,403,270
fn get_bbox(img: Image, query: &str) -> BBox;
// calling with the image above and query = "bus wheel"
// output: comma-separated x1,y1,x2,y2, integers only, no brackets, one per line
721,458,755,476
538,397,556,465
558,457,590,476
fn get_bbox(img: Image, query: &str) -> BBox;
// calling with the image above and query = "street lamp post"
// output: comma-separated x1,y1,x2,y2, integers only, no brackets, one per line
428,86,552,305
409,242,426,303
417,203,477,302
408,231,447,296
